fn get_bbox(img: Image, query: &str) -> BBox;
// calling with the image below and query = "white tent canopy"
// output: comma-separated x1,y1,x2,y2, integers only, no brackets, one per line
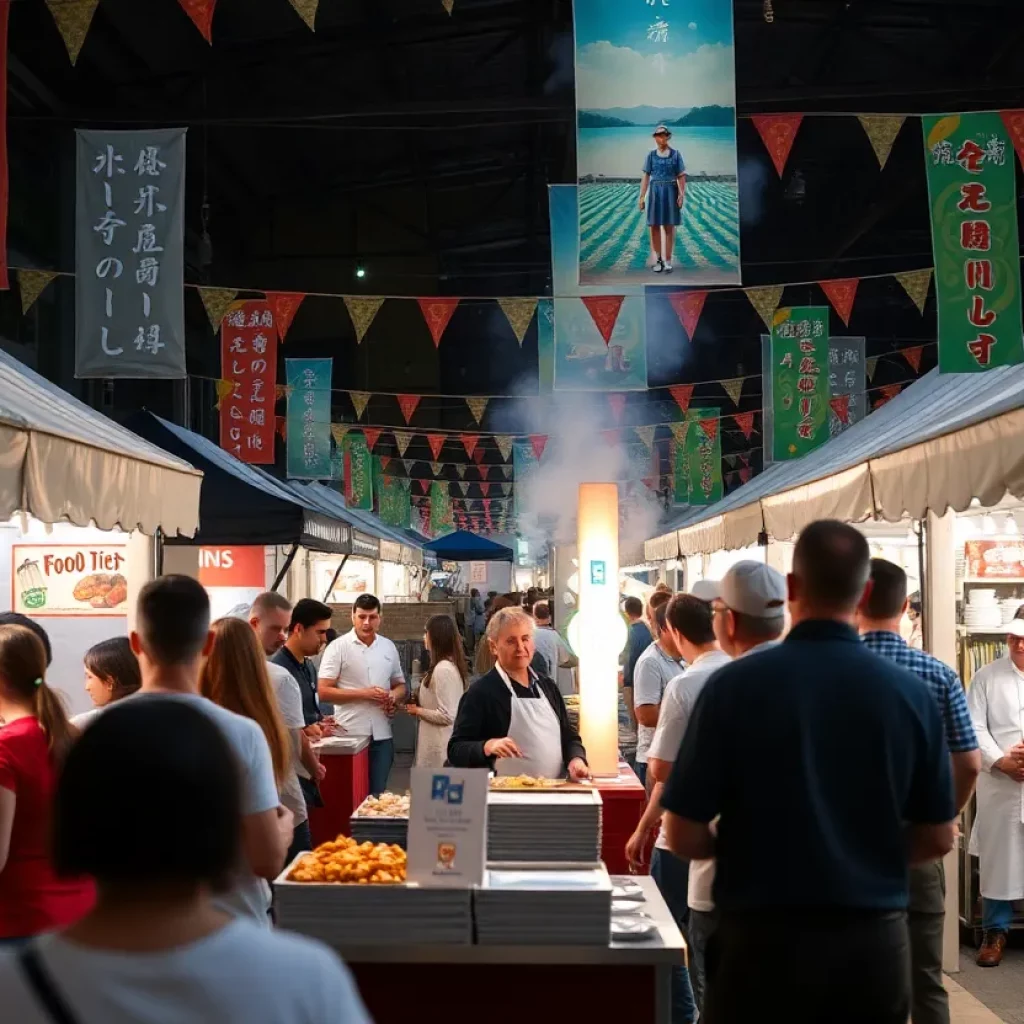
0,348,202,536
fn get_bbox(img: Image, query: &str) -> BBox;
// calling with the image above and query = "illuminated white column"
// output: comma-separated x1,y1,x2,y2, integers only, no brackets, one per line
575,483,626,777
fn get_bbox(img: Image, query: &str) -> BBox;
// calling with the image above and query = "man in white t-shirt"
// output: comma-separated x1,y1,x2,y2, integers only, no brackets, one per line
317,593,407,795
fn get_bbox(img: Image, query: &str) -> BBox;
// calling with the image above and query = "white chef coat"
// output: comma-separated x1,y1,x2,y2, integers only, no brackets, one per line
317,630,405,741
494,664,565,779
967,656,1024,901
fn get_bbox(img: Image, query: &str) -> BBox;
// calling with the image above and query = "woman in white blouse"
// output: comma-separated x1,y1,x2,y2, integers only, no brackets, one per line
407,615,467,768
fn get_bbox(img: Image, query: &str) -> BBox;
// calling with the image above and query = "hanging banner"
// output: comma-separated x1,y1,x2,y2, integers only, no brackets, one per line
672,437,690,505
769,306,830,462
76,128,187,378
548,185,648,390
573,0,740,286
684,409,723,506
285,358,332,479
923,111,1024,372
537,298,555,394
826,337,866,440
430,481,455,536
219,300,278,464
343,432,374,511
375,460,411,529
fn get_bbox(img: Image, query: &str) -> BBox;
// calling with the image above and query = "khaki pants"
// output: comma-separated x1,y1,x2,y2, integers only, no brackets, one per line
909,861,948,1024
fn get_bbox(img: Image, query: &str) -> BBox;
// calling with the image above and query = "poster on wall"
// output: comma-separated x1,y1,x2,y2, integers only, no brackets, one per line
923,112,1023,373
964,540,1024,580
548,185,648,391
314,556,375,603
12,544,128,617
469,561,488,584
573,0,740,286
770,307,830,462
286,357,332,479
197,545,266,620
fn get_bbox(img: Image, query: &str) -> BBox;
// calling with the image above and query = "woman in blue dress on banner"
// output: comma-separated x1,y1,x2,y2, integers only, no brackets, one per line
639,125,687,275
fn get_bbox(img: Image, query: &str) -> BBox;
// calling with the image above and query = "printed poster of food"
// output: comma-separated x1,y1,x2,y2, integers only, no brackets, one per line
12,545,128,617
964,540,1024,580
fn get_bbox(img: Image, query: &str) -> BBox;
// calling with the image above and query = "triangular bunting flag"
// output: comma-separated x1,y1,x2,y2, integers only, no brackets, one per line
330,424,348,447
857,115,905,170
417,480,430,495
17,270,59,315
265,292,305,342
744,285,785,331
894,269,932,315
442,0,454,13
380,456,391,473
739,453,750,468
46,0,98,65
401,459,415,476
880,384,902,401
668,384,695,416
177,0,217,43
496,435,514,462
635,425,655,450
427,434,446,461
461,434,480,459
580,296,625,345
698,417,719,445
667,291,708,340
497,298,538,346
600,429,619,447
721,378,744,407
829,394,851,425
417,298,460,347
454,481,467,497
343,296,385,344
723,454,737,469
393,430,414,457
530,434,548,460
608,394,626,423
363,428,382,452
466,396,489,425
669,420,690,445
999,111,1024,167
275,416,287,442
430,462,442,477
739,467,752,484
865,356,879,381
480,483,491,497
349,391,371,420
751,114,803,177
732,412,755,440
819,278,859,327
456,464,467,479
199,287,238,332
287,0,319,30
482,499,492,514
501,465,513,480
902,345,925,374
214,379,234,410
472,446,486,465
396,394,420,425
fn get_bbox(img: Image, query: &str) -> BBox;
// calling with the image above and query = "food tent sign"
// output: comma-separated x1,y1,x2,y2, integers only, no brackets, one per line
12,544,128,617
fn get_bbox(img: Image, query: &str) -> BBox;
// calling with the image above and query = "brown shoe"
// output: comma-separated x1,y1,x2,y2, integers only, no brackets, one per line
977,930,1008,967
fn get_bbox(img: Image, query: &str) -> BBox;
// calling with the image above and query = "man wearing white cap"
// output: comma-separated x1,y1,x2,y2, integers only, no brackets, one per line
967,615,1024,967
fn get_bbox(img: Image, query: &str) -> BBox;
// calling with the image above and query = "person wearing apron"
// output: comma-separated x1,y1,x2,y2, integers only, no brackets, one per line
447,607,589,780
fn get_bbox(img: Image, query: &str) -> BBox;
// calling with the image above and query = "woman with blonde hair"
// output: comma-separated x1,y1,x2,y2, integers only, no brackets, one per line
407,615,468,768
0,624,94,941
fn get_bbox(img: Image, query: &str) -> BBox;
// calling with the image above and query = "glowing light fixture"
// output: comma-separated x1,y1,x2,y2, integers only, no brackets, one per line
575,483,626,776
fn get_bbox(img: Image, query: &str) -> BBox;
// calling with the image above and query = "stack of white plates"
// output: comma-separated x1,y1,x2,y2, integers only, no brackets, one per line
969,588,998,606
965,589,1001,629
487,790,602,863
475,866,612,946
1001,599,1021,625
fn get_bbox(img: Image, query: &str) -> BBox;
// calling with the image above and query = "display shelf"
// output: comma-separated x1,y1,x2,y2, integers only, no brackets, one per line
962,577,1024,585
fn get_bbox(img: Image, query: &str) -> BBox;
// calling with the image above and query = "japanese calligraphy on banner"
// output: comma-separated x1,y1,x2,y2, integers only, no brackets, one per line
219,300,278,464
923,112,1023,372
285,358,332,479
573,0,740,286
75,128,186,378
684,409,723,505
770,307,830,462
343,432,374,511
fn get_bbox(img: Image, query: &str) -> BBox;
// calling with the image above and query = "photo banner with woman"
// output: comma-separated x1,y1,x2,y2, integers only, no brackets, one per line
573,0,740,286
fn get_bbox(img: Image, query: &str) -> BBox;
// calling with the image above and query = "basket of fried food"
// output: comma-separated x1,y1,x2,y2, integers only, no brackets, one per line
288,837,406,885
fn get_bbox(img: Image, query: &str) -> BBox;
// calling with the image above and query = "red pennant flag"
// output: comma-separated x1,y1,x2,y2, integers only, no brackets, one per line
417,479,430,495
739,467,752,484
530,434,548,460
669,384,694,416
999,110,1024,166
880,384,902,401
751,114,804,176
480,483,491,497
265,292,305,342
472,446,486,465
901,345,924,373
396,394,420,425
380,456,391,472
739,452,750,468
732,411,755,440
698,417,719,444
275,416,287,441
580,295,625,345
667,291,708,340
819,278,859,327
417,298,459,347
461,434,480,459
427,433,445,460
177,0,216,42
363,428,382,451
600,429,619,447
608,393,626,423
482,499,492,513
829,394,851,425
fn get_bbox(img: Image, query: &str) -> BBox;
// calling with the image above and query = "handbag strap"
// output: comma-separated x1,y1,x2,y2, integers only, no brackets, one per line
17,945,81,1024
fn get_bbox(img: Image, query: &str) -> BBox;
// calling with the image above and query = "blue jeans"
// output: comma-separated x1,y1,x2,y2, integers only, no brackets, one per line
287,818,313,865
634,760,647,788
369,738,395,796
983,897,1015,932
650,847,697,1024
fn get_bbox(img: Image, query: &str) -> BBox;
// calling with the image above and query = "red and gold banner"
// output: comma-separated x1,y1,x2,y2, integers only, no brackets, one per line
667,291,708,341
580,295,625,345
752,114,803,176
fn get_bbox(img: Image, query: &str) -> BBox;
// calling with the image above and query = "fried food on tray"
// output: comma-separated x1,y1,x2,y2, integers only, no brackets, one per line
354,792,410,818
73,574,113,603
287,836,407,885
489,774,561,790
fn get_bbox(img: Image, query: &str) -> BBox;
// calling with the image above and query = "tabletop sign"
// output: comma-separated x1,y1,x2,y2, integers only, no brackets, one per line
12,544,128,617
407,767,488,888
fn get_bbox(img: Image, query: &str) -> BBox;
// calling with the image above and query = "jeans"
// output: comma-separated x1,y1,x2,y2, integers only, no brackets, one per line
634,760,647,788
687,907,718,1014
369,738,395,796
650,847,697,1023
287,818,313,865
982,897,1015,932
908,861,947,1024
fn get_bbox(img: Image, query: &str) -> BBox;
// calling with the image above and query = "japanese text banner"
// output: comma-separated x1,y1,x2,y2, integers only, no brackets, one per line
286,358,332,479
923,112,1023,372
344,432,373,511
684,408,723,506
219,300,278,465
770,306,830,462
75,128,186,378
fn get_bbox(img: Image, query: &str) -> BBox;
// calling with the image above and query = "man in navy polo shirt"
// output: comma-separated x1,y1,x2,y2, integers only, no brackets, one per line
661,520,956,1024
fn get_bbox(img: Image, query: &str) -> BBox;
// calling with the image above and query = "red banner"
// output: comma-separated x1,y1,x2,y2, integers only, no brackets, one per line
580,295,624,345
818,278,859,327
265,292,304,342
752,114,803,176
219,300,278,464
667,291,707,340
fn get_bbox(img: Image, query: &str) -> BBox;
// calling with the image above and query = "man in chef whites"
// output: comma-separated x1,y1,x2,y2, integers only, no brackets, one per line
967,616,1024,966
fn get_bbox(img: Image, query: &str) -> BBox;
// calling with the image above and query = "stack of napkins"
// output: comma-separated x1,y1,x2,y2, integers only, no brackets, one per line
475,866,613,945
487,790,602,863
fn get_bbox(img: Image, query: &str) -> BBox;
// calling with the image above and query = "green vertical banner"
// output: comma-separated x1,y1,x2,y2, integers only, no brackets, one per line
672,433,690,505
343,432,373,510
685,409,723,505
374,458,411,528
537,298,554,394
286,358,332,479
771,306,830,462
512,439,540,516
923,112,1023,372
429,481,454,536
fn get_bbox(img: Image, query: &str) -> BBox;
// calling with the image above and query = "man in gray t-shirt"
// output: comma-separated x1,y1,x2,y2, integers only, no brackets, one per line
632,602,684,787
531,602,577,682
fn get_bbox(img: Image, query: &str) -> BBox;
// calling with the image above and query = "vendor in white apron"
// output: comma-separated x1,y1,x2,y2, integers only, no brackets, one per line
967,617,1024,968
447,606,590,780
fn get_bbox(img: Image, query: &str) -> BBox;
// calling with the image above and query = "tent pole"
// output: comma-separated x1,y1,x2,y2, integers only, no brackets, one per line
272,543,299,592
324,554,349,602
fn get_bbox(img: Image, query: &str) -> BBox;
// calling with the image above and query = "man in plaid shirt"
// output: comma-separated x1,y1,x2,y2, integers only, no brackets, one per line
859,558,981,1024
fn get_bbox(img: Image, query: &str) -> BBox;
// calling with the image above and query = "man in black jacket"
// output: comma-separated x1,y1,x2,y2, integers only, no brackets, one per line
448,606,589,779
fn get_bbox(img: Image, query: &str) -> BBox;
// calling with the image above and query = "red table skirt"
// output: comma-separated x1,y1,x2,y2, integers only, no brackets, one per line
597,762,647,875
308,747,370,848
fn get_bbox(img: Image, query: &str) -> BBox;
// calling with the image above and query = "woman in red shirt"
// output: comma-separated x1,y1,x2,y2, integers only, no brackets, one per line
0,624,94,940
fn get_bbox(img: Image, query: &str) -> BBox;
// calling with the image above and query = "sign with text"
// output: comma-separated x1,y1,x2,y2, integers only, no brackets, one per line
683,408,723,505
343,432,373,510
964,540,1024,580
469,561,488,585
408,767,488,888
197,546,266,588
286,357,332,479
12,544,128,617
770,306,830,462
75,128,186,378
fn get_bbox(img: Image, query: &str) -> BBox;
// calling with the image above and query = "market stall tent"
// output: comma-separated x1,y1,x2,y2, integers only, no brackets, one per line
0,348,201,536
424,530,513,562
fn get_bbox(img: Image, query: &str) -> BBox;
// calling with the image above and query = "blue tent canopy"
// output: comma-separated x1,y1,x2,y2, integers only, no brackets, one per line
424,530,513,562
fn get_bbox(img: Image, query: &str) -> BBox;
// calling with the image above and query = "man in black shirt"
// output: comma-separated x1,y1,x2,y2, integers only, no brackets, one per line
661,520,956,1024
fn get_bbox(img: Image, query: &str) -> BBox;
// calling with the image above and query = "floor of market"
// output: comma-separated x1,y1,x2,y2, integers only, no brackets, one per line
955,936,1024,1024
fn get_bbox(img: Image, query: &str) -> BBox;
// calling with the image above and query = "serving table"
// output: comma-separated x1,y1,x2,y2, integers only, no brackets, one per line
307,736,370,847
